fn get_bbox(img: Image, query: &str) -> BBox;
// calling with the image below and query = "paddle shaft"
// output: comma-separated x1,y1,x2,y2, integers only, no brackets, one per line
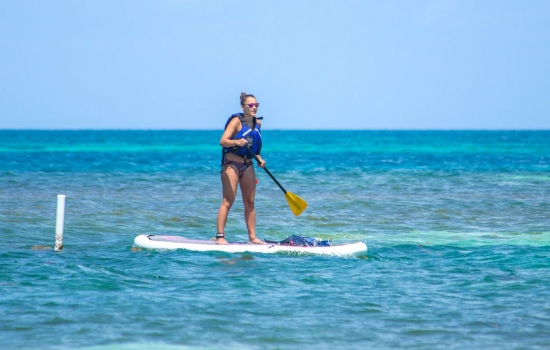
261,167,288,194
244,145,307,216
245,145,288,194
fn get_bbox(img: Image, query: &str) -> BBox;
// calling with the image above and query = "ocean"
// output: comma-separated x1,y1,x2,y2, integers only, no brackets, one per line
1,130,549,349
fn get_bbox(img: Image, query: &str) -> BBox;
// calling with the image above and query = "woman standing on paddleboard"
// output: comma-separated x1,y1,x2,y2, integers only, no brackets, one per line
216,92,266,245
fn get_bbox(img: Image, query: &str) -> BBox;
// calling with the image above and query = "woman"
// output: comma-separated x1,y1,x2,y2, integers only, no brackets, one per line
216,92,266,245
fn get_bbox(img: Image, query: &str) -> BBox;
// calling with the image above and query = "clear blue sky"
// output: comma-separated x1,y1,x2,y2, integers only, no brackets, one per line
1,0,549,130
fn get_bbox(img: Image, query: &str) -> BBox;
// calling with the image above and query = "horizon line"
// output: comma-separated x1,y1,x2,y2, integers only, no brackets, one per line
1,128,549,132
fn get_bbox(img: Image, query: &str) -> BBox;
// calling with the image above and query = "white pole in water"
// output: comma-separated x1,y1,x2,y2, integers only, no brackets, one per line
54,194,65,251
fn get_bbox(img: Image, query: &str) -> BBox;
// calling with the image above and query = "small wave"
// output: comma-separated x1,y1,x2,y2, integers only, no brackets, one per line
376,230,550,247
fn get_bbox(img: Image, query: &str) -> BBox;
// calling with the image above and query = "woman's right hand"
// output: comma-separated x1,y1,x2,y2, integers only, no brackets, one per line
233,138,247,147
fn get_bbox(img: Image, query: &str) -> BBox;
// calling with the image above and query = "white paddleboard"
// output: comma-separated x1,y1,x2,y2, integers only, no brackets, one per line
134,234,367,256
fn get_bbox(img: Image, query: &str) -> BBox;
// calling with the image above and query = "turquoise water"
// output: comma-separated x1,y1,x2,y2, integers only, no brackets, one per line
1,130,549,349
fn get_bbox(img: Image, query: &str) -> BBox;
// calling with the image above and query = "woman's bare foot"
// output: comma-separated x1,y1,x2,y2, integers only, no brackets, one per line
249,237,265,245
216,233,228,245
216,238,229,245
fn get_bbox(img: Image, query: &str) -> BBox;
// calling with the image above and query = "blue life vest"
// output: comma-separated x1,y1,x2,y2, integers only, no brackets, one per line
221,113,262,164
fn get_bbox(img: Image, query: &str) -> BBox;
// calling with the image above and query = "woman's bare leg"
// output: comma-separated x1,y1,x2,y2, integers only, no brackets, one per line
240,167,263,244
216,165,239,244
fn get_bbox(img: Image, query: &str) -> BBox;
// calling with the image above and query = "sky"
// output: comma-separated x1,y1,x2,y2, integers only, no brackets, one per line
0,0,549,130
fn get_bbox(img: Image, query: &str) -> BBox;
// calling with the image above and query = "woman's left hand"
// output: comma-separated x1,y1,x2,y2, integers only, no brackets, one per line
257,159,266,168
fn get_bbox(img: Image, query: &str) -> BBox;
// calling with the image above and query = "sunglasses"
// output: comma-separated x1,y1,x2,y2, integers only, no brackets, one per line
244,103,260,108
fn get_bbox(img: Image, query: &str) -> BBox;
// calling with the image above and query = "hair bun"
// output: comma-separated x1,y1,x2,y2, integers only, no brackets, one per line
239,92,255,105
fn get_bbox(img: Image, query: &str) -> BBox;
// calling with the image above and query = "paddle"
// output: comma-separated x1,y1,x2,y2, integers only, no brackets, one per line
245,145,307,216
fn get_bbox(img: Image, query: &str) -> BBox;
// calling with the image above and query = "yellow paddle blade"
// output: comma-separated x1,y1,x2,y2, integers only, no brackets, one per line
285,191,308,216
